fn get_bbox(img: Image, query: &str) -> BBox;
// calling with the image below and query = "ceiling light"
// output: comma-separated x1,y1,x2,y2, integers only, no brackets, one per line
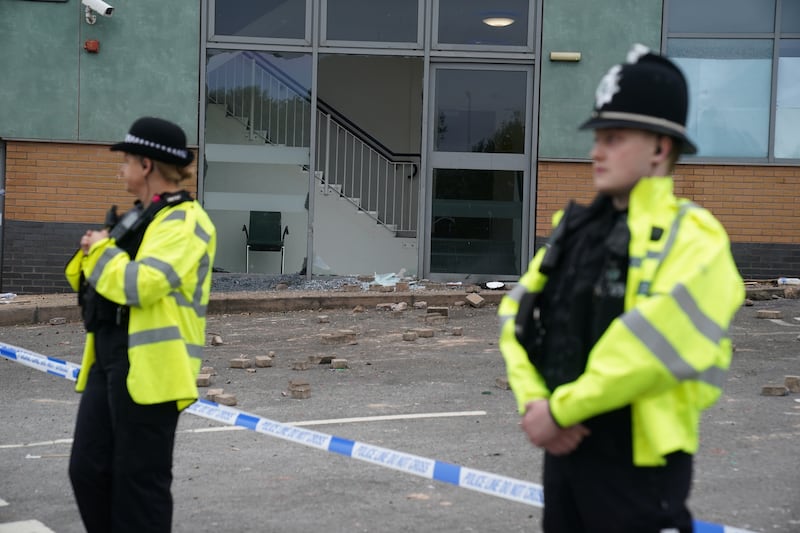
482,16,515,27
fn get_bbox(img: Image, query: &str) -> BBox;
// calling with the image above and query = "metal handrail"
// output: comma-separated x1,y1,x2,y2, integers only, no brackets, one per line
206,52,418,235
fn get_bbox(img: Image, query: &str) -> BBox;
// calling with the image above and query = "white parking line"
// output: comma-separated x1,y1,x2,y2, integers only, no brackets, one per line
0,439,73,450
182,410,487,433
0,520,57,533
767,319,800,327
0,411,489,443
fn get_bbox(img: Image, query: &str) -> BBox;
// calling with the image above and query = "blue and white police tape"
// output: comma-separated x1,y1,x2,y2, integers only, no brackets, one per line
0,342,80,381
0,341,755,533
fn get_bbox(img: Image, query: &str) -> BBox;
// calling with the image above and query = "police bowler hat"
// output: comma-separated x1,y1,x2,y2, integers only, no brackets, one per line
111,116,195,167
580,44,697,154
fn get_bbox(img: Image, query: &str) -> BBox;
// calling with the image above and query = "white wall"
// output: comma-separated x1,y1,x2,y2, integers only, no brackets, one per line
312,183,417,277
318,56,422,154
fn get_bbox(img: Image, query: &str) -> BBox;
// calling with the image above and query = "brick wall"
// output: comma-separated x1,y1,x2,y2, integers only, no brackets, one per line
2,141,798,293
537,161,800,279
2,141,198,294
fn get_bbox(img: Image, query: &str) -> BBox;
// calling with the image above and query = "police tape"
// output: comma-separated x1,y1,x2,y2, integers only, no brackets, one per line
0,341,755,533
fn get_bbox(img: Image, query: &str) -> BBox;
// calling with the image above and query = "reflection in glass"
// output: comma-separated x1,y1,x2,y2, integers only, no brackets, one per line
437,0,529,47
782,1,800,33
669,39,772,157
435,69,526,153
325,0,418,43
431,169,522,275
214,0,306,40
204,50,312,275
206,50,312,147
667,0,775,33
775,40,800,159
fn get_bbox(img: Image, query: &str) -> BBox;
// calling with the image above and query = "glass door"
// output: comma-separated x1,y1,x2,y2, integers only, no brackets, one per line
426,65,532,279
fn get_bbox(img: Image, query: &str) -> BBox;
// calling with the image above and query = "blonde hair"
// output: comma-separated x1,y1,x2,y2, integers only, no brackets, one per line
135,155,194,183
153,160,193,184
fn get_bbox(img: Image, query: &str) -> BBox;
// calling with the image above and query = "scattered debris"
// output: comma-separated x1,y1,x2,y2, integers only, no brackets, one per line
756,309,782,319
292,361,311,371
785,376,800,393
412,328,434,338
205,388,224,401
230,357,251,369
255,355,273,368
761,385,788,396
196,373,212,387
320,330,357,345
215,393,237,406
495,377,510,390
331,358,348,369
465,293,485,308
288,379,311,399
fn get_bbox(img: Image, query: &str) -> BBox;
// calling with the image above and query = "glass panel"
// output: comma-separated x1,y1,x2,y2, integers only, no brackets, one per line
204,50,312,274
313,54,423,277
775,39,800,158
668,0,775,33
326,0,418,43
437,0,529,47
782,1,800,33
434,69,527,153
214,0,306,40
668,39,772,158
431,169,522,275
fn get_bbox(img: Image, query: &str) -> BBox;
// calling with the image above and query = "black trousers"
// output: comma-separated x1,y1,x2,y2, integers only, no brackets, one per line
542,449,694,533
69,323,180,533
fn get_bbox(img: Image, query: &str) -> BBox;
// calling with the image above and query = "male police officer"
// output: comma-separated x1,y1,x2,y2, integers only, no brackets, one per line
498,44,743,532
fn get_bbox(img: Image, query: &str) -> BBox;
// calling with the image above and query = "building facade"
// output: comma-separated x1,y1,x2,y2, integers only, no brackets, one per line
1,0,798,293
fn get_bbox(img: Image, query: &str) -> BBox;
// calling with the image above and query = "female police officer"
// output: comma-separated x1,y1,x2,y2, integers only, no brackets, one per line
65,117,217,533
498,45,743,532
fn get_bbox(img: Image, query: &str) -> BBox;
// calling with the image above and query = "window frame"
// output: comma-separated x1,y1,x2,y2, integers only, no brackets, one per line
663,0,800,164
208,0,313,46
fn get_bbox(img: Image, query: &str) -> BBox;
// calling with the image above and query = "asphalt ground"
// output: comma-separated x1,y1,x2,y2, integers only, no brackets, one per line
0,292,798,532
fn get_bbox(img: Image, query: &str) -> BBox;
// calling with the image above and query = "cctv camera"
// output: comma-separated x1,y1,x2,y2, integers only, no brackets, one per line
82,0,114,16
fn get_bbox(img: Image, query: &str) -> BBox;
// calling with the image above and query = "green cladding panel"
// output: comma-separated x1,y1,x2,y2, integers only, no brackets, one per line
0,1,80,139
538,0,662,159
0,0,199,143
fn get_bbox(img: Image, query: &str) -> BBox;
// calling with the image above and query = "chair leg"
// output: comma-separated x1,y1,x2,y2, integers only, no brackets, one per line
280,246,285,274
246,245,250,274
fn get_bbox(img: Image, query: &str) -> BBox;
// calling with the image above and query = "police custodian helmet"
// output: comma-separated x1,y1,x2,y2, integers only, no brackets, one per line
580,43,697,154
111,117,195,167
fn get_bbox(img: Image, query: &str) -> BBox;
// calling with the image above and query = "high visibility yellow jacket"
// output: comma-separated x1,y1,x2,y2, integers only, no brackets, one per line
498,177,743,466
66,199,217,411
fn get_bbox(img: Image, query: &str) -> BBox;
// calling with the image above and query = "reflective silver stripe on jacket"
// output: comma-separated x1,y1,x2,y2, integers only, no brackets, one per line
186,343,204,359
88,247,125,285
621,308,725,388
498,283,529,328
195,223,212,244
129,326,183,349
129,327,203,359
125,262,139,306
163,210,186,223
672,283,726,345
140,257,182,289
629,250,660,268
637,202,698,296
